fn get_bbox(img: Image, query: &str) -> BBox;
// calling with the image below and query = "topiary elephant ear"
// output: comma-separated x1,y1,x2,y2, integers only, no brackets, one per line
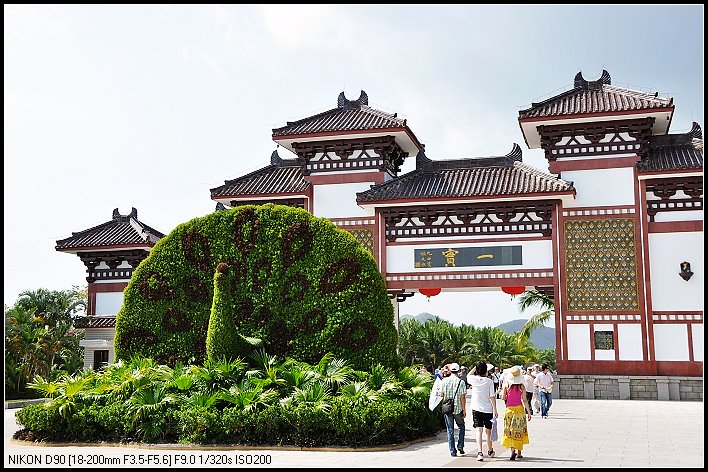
114,204,398,370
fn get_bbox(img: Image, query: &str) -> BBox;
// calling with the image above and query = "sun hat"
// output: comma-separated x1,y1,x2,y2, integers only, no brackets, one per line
449,362,460,373
508,365,523,385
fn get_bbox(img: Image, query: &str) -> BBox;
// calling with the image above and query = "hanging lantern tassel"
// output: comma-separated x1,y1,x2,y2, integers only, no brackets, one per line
501,286,526,299
419,287,442,302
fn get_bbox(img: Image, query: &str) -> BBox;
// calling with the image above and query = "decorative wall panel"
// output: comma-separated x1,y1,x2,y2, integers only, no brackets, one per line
346,228,374,254
564,218,639,311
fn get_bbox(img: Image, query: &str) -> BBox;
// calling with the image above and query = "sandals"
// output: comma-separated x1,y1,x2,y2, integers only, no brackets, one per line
510,452,517,461
517,452,523,459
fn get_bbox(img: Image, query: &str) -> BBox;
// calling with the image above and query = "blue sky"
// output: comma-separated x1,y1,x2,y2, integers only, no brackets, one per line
4,5,703,327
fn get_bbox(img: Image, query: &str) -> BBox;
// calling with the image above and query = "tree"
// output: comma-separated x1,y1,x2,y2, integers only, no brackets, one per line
4,288,86,398
517,290,555,349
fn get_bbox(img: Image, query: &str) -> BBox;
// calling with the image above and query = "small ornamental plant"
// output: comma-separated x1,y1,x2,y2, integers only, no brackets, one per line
115,204,398,370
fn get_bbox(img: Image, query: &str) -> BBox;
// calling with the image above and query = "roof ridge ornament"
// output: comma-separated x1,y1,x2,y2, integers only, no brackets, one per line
337,90,368,110
574,69,611,90
130,207,138,219
416,150,433,170
505,143,523,161
112,208,120,220
270,149,282,166
688,122,703,140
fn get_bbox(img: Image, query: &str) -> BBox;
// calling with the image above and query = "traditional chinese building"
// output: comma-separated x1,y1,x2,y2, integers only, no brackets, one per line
55,208,164,369
211,72,703,400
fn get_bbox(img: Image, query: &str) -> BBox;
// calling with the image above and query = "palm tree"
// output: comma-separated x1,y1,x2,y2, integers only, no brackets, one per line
517,290,555,349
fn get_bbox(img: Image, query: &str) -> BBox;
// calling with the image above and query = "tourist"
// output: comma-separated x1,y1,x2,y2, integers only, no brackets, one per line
440,363,467,457
523,367,535,415
501,366,532,460
491,366,502,398
468,361,498,461
531,364,542,413
534,364,554,418
457,365,469,387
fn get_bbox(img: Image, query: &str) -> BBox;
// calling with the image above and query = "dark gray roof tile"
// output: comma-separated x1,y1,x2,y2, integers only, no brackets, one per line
357,145,574,202
638,122,704,173
56,208,164,250
519,70,673,119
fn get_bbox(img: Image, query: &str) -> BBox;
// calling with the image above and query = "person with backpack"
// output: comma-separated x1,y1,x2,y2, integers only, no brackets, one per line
439,363,467,457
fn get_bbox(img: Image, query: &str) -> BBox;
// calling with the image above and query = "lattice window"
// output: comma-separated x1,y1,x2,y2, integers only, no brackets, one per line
564,218,638,311
346,229,374,254
594,331,614,350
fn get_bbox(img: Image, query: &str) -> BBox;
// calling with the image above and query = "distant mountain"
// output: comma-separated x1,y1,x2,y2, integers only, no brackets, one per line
496,319,555,350
400,312,437,324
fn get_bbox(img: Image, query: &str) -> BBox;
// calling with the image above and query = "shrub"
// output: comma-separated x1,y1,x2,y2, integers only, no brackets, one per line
115,204,398,370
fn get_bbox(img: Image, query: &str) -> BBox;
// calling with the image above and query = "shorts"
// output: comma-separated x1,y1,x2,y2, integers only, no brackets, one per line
472,410,494,429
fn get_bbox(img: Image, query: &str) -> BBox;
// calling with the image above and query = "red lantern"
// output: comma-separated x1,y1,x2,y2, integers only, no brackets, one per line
419,288,442,302
501,286,526,299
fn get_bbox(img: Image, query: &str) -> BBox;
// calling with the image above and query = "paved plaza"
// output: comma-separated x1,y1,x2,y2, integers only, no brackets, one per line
4,398,703,468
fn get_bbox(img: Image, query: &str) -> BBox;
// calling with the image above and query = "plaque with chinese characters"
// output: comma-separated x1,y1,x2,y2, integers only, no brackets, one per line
413,246,522,268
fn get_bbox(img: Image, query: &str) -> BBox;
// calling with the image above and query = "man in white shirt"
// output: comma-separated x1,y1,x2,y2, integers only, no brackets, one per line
531,364,541,413
533,364,554,418
490,366,502,398
523,367,535,415
468,361,499,461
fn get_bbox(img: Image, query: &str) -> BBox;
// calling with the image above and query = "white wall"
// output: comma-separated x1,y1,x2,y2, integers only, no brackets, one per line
691,323,703,362
313,182,375,218
652,210,704,223
653,324,690,361
617,323,644,361
566,324,591,360
593,323,615,360
562,168,635,208
386,239,552,273
648,232,703,311
95,292,124,315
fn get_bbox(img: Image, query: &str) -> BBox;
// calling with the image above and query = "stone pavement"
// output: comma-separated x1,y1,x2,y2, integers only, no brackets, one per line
4,398,704,468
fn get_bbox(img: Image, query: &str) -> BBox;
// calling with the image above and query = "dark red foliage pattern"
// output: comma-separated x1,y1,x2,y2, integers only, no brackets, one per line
162,309,191,333
139,273,172,301
319,257,361,294
119,329,158,352
334,321,378,350
183,230,212,271
232,208,261,254
281,221,313,269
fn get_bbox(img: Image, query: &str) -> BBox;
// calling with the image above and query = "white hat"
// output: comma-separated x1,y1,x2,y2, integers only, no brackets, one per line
449,362,460,372
507,365,523,385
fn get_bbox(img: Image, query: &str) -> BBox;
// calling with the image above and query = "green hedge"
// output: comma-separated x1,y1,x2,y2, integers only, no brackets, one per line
16,398,441,447
115,204,398,370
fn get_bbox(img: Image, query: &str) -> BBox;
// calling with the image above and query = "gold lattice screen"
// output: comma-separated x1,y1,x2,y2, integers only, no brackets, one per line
345,228,374,254
564,218,639,311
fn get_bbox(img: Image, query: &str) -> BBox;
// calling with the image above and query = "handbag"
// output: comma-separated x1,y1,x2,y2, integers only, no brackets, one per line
441,379,462,415
490,416,498,441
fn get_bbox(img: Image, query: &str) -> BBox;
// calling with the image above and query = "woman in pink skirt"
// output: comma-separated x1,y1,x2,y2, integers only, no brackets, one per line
501,365,532,460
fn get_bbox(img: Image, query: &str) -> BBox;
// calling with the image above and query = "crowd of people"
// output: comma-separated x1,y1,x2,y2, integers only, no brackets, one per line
427,361,554,461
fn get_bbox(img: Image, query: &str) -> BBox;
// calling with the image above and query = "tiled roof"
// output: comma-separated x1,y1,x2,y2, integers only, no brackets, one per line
56,208,164,250
638,122,704,173
210,151,309,198
272,91,407,137
357,144,574,202
519,70,673,119
74,316,116,329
